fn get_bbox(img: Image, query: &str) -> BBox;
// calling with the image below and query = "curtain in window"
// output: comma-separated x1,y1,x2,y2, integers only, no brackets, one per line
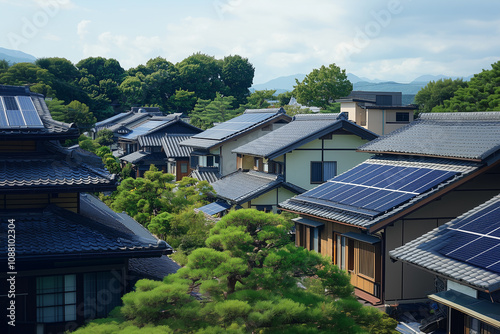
322,162,337,181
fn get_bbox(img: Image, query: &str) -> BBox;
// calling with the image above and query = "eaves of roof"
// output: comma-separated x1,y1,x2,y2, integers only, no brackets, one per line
279,156,485,232
181,114,292,150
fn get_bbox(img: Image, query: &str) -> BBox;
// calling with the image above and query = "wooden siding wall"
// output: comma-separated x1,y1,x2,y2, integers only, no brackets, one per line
320,220,361,259
0,140,37,152
0,193,79,213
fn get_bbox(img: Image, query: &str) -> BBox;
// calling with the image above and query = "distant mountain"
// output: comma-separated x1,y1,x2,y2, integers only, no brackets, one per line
0,47,37,64
251,72,473,104
411,74,473,83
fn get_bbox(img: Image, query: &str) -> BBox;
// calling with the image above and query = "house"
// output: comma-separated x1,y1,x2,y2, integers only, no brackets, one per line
0,85,173,334
180,108,292,182
91,107,165,148
279,112,500,305
162,134,197,181
202,113,377,215
390,194,500,334
118,115,202,178
336,91,417,136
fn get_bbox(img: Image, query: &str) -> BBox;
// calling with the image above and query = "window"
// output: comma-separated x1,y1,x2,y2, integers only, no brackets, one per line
334,234,346,270
396,112,410,122
297,224,321,252
84,272,122,320
311,161,337,183
180,162,188,174
36,274,77,323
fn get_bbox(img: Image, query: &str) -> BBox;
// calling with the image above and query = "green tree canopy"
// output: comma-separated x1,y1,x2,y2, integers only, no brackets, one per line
72,209,397,333
414,78,468,114
432,61,500,112
76,56,125,84
189,93,239,129
176,53,224,100
221,55,255,106
243,89,276,109
294,63,352,109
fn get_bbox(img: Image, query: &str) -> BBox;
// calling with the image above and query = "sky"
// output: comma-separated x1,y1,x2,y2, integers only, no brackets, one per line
1,0,499,84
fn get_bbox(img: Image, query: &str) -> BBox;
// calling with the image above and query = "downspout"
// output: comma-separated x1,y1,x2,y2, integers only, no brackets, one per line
382,109,385,136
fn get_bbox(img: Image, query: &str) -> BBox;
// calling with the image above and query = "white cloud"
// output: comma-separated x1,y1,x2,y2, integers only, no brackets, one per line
77,20,91,39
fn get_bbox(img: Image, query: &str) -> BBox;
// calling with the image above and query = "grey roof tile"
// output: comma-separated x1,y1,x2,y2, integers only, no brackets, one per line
390,194,500,291
0,205,170,260
190,167,221,183
359,112,500,162
161,134,194,158
211,170,302,204
279,156,481,229
233,113,377,159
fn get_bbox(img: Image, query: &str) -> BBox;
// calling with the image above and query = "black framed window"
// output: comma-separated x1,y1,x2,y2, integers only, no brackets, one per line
311,161,337,183
396,112,410,122
36,274,77,323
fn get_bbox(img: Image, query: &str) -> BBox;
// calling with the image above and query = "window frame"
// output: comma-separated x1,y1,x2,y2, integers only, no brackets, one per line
311,161,337,184
36,274,77,323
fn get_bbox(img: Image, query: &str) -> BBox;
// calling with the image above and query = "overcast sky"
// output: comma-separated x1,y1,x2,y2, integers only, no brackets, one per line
1,0,499,84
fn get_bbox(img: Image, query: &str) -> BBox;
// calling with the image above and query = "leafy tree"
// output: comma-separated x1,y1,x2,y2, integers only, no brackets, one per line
108,166,213,226
221,55,254,106
190,93,239,129
119,75,147,108
168,89,197,113
72,209,398,333
176,53,224,100
276,91,294,106
0,59,9,73
65,100,96,133
76,56,125,84
95,128,115,146
432,61,500,112
0,62,56,97
243,89,276,109
294,63,352,109
414,78,467,113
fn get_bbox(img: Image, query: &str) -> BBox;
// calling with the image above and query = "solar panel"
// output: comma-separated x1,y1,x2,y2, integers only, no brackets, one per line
0,98,8,127
0,96,44,128
199,201,231,215
299,162,460,218
121,120,169,139
438,200,500,273
194,112,277,140
16,96,43,127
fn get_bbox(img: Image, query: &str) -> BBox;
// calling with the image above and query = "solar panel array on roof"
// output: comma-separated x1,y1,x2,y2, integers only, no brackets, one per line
198,201,231,215
193,113,276,140
0,96,44,128
439,200,500,273
120,120,170,139
299,162,459,218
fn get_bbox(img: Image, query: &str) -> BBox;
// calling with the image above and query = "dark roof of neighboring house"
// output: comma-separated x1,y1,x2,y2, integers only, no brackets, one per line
0,142,118,193
128,255,180,281
119,116,201,143
279,156,481,231
390,194,500,292
0,85,79,140
190,167,221,183
232,113,377,160
120,151,166,164
0,205,171,261
180,108,292,150
211,170,305,205
359,112,500,164
162,134,194,158
94,109,173,133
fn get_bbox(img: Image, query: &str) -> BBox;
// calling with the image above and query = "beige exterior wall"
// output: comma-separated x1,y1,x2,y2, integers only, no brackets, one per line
246,187,297,213
215,123,288,176
285,135,372,190
384,164,500,303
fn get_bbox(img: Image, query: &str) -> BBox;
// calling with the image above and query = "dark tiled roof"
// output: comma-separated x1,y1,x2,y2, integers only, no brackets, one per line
233,113,377,159
138,133,164,147
120,151,166,164
129,255,180,281
162,134,194,158
390,194,500,291
211,170,300,204
180,108,291,150
0,205,170,261
359,112,500,163
190,167,221,183
0,151,117,192
0,86,79,139
279,156,481,230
